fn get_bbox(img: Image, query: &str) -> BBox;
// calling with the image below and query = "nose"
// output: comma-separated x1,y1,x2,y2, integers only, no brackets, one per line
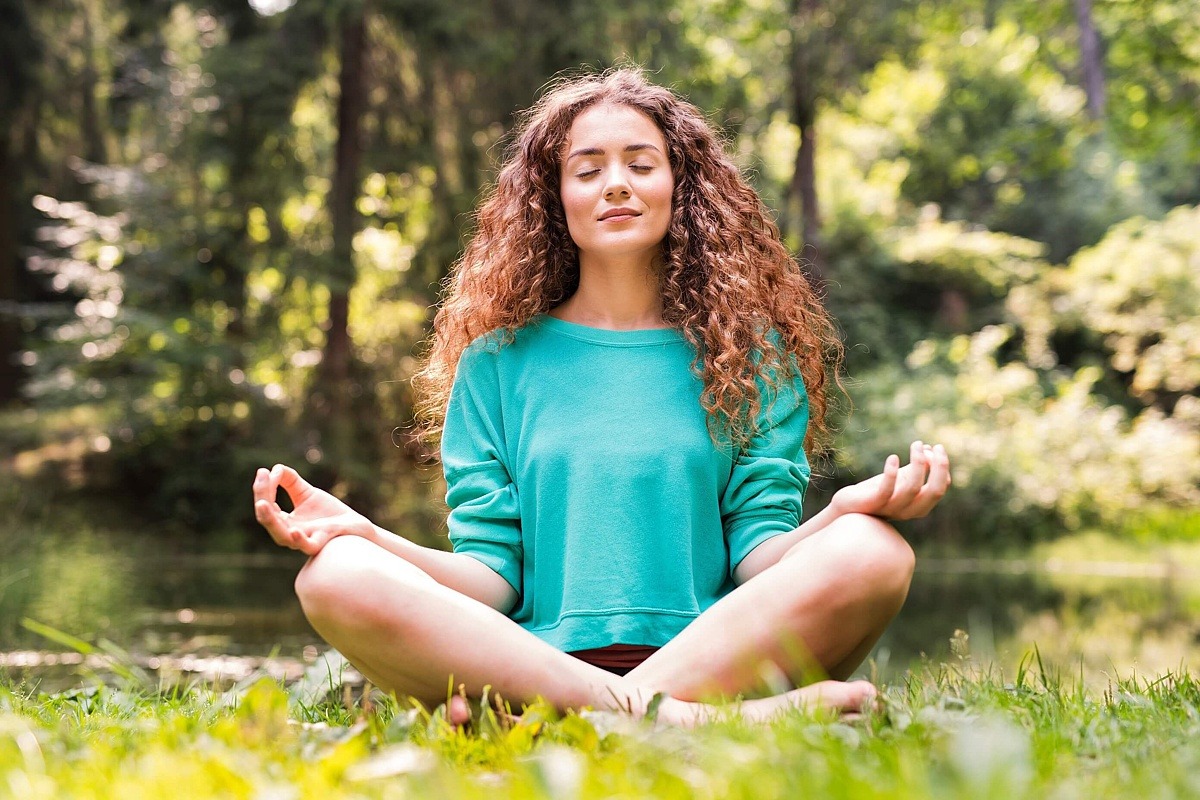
602,166,631,199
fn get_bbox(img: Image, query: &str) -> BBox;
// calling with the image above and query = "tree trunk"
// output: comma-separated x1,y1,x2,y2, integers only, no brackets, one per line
788,0,826,285
325,13,366,396
420,55,470,286
313,10,367,486
0,137,19,403
1074,0,1106,121
79,3,108,165
983,0,998,30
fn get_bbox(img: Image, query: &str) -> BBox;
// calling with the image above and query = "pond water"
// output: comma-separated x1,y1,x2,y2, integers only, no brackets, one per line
3,530,1198,692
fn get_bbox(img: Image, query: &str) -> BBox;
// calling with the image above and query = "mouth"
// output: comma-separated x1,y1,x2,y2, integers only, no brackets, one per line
598,208,641,222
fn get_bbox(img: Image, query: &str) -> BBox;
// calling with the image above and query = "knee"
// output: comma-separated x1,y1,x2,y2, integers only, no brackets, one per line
294,536,385,625
824,513,916,602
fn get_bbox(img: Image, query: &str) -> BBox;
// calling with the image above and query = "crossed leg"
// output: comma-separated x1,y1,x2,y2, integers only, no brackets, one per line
293,512,913,724
625,512,914,706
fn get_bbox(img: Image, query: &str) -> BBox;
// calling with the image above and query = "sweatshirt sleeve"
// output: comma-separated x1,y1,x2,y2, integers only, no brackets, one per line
441,346,523,595
720,375,811,571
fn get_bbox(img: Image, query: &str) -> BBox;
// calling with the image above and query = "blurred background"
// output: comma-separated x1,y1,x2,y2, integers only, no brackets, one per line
1,0,1198,688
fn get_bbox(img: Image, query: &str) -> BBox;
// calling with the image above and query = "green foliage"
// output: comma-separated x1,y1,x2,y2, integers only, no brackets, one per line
1028,206,1200,406
1003,0,1200,206
6,0,1199,547
900,25,1158,262
23,176,295,530
823,207,1047,375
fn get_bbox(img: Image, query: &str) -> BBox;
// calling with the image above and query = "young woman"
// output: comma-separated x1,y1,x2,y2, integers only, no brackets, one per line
252,68,950,725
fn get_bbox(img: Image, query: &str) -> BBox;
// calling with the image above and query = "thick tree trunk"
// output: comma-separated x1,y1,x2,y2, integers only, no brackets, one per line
312,11,367,487
789,0,826,285
0,137,19,403
324,13,366,401
1074,0,1106,121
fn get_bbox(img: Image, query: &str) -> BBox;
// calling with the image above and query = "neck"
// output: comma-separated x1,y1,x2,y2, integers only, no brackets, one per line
554,251,665,330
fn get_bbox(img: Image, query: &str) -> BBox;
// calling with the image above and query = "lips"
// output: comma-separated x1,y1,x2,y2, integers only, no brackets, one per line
599,207,641,221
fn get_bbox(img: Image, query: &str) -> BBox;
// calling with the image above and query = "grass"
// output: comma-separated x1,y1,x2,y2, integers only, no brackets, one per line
3,653,1200,799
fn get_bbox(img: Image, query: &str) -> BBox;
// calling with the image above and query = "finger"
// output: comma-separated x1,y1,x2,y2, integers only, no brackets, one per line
253,467,273,505
254,498,292,546
268,463,284,506
276,464,315,505
890,441,928,506
897,444,951,518
938,443,953,485
925,444,950,494
301,528,334,556
288,522,337,556
873,454,900,504
258,499,307,551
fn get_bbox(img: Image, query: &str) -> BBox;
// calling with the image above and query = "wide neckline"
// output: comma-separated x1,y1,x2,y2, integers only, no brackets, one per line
535,314,685,346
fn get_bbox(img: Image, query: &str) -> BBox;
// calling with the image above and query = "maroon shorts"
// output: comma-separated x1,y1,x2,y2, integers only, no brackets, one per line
568,644,659,676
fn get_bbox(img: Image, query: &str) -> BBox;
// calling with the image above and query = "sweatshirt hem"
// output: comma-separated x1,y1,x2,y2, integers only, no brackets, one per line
523,608,701,652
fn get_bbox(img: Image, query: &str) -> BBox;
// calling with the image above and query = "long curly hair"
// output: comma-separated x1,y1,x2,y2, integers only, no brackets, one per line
412,67,843,454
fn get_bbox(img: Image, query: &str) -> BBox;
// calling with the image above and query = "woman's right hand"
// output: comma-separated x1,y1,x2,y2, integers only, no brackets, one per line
252,464,374,556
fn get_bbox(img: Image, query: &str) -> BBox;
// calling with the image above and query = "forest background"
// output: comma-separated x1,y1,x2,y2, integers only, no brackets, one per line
1,0,1197,555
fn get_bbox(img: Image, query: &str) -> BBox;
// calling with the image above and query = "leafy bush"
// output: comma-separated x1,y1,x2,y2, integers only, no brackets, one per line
1018,205,1200,407
839,325,1200,544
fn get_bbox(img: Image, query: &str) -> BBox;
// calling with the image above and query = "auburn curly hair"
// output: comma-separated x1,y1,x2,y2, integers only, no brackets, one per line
412,67,843,454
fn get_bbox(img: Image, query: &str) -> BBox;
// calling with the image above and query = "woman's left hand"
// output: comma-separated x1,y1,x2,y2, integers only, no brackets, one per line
830,441,951,521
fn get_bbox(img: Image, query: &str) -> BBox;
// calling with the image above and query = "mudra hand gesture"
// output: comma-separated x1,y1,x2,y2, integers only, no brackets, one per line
253,464,373,556
832,441,951,520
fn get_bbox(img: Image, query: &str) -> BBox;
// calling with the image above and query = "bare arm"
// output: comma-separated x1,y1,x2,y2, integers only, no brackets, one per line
253,464,517,613
361,523,518,613
733,441,950,584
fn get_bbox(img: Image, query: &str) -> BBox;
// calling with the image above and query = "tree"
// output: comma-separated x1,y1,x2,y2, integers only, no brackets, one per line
310,6,369,494
0,0,41,403
1073,0,1105,122
788,0,825,279
782,0,918,276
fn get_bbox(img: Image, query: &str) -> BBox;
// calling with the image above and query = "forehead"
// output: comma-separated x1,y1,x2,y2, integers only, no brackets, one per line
563,104,667,152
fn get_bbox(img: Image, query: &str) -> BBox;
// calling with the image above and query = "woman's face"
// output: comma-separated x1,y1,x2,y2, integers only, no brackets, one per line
559,104,674,266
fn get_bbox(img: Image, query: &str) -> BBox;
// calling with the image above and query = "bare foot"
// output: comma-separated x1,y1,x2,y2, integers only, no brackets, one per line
655,680,877,727
739,679,878,722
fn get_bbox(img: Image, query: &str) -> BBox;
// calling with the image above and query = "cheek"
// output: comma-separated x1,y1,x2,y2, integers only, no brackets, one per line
560,185,589,227
650,178,675,222
650,171,674,206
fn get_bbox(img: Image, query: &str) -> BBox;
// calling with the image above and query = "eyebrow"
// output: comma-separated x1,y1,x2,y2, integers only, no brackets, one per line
565,143,662,162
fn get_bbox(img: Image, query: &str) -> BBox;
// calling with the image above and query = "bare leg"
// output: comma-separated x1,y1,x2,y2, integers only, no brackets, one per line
294,535,723,725
295,514,910,724
625,513,914,707
297,536,625,705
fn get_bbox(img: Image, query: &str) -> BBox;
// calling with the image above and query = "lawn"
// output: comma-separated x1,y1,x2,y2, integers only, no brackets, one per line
3,652,1199,799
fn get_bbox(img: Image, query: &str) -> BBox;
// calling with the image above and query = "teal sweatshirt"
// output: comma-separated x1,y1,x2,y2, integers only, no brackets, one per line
441,315,810,653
